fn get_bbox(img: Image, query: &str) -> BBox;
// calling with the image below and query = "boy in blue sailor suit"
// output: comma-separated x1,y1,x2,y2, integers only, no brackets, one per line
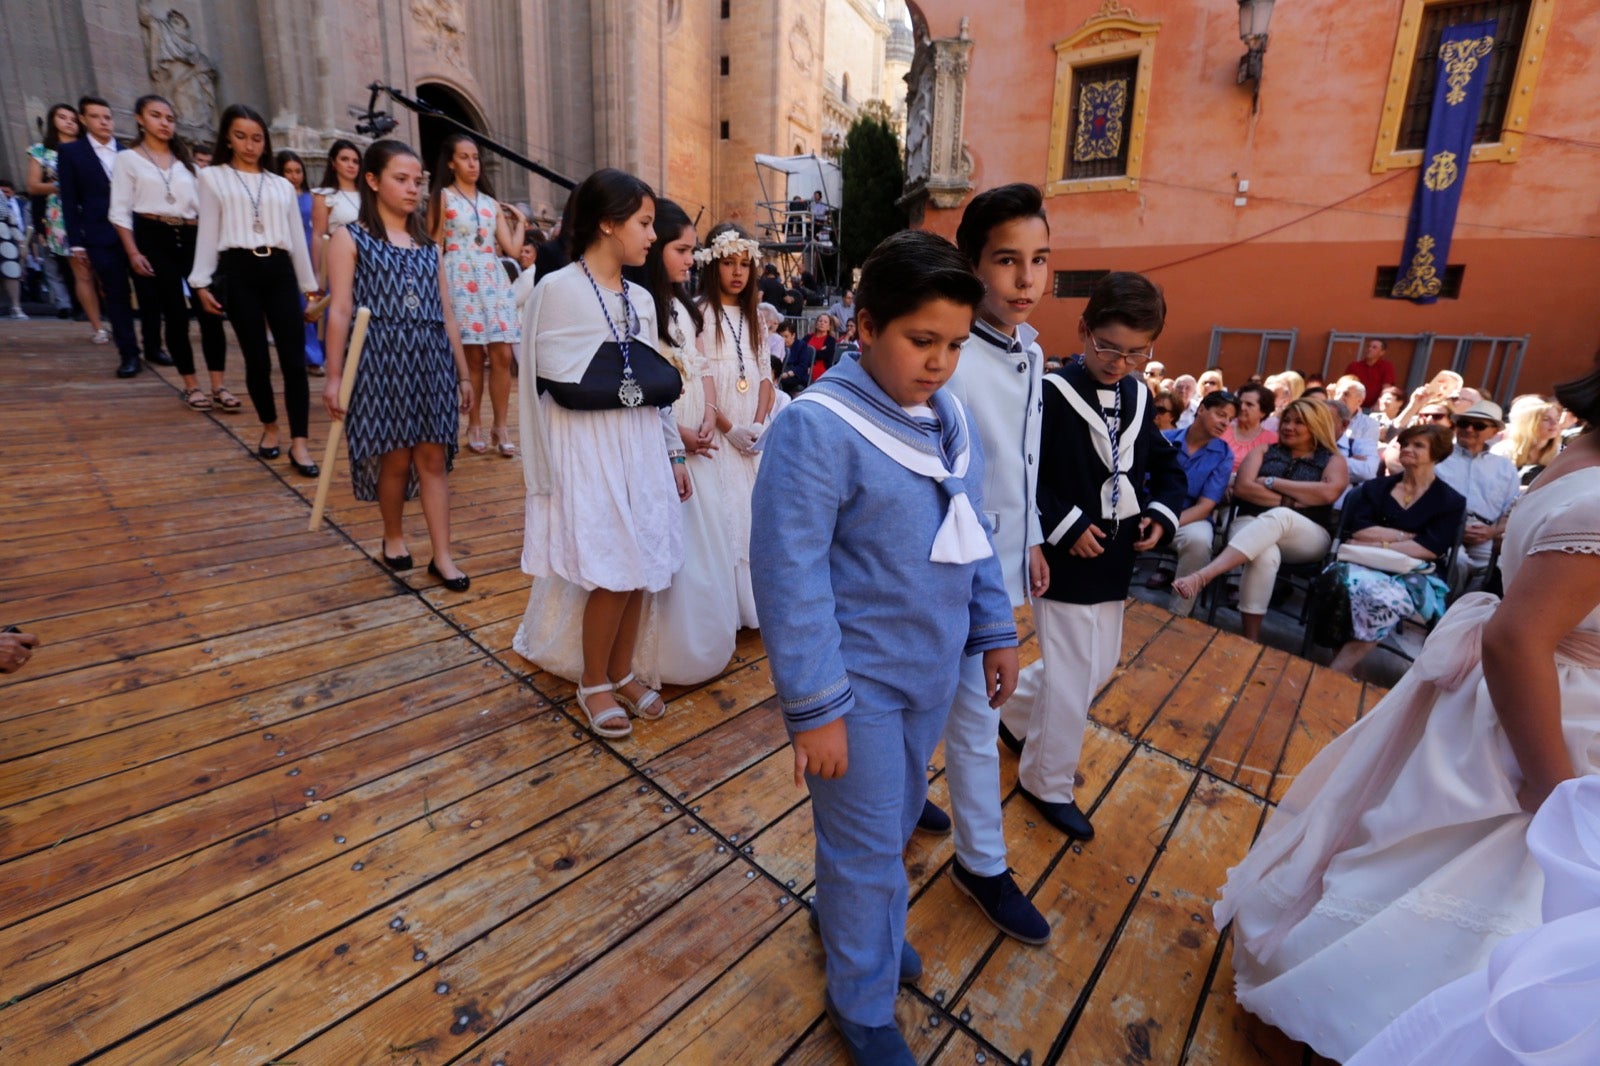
927,183,1053,944
750,231,1019,1065
999,271,1186,840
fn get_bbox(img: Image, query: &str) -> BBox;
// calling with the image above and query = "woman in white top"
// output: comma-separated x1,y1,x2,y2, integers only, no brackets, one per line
309,139,362,277
188,104,321,477
696,222,773,628
515,168,690,739
111,94,234,413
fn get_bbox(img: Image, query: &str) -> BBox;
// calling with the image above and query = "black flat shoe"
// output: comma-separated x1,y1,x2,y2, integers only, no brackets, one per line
256,434,281,460
915,798,951,836
428,560,470,592
1018,786,1095,840
998,720,1025,756
382,552,414,571
288,454,320,478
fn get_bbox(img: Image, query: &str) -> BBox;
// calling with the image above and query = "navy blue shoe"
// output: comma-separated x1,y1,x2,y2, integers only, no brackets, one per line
950,861,1051,944
915,798,951,835
998,720,1024,756
824,992,916,1066
1019,786,1095,840
809,906,921,984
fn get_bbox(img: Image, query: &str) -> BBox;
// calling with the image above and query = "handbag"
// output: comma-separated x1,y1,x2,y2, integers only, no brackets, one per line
538,339,683,411
1335,541,1431,575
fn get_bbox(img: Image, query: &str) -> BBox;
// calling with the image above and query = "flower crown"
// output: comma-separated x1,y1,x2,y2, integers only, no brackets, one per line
692,229,762,266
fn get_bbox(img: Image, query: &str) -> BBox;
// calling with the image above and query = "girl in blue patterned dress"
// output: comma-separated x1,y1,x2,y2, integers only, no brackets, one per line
426,133,525,458
322,140,476,592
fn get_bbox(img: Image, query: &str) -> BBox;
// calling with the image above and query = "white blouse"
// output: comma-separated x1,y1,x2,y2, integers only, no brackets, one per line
108,149,200,227
188,165,317,291
313,186,361,232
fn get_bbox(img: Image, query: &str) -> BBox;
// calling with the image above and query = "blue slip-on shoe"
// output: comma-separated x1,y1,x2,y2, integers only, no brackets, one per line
1018,786,1095,840
949,861,1051,944
915,798,952,835
997,720,1024,756
824,992,916,1066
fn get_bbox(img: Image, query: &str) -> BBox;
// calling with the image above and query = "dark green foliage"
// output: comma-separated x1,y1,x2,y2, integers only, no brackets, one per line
839,111,907,277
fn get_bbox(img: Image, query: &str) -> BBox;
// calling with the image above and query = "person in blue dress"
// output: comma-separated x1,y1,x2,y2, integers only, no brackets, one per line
320,140,474,592
275,149,324,371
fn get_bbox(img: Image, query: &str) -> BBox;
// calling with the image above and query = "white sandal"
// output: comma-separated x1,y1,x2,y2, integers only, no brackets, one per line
576,682,632,738
610,672,666,721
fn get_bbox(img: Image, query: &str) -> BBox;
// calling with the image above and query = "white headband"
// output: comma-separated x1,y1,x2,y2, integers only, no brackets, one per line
693,229,762,266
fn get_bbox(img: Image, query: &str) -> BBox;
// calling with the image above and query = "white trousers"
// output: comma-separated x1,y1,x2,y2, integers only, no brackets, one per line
1227,508,1332,615
999,599,1123,804
943,654,1042,876
1168,520,1216,618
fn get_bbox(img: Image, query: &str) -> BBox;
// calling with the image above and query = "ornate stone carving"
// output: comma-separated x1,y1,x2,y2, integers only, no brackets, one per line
789,18,816,74
412,0,467,69
137,1,218,130
900,18,974,211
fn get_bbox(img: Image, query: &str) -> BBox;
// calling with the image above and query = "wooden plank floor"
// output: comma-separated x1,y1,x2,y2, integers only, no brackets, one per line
0,321,1381,1065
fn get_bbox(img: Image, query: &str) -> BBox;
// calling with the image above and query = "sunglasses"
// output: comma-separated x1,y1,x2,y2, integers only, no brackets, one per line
1421,411,1452,421
1454,420,1496,432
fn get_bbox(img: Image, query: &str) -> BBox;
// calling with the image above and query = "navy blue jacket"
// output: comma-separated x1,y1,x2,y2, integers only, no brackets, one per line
56,137,124,249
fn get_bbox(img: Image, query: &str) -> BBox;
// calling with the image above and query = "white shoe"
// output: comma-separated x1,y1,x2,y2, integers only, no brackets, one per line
8,308,26,320
91,328,110,344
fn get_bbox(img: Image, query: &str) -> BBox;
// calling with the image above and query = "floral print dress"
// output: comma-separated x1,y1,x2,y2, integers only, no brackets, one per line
27,145,69,256
439,187,519,345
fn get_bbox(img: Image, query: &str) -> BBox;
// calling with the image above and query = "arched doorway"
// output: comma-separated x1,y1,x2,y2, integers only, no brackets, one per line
415,82,485,179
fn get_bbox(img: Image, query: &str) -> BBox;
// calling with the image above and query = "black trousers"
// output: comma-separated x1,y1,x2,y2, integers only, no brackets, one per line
85,242,139,360
131,217,227,377
217,248,309,437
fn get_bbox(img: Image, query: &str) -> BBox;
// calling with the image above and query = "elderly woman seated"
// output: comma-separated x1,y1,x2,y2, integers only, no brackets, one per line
1318,423,1466,675
1172,397,1350,641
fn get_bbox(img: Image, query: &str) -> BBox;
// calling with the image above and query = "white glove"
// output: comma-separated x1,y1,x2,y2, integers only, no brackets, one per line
727,423,762,453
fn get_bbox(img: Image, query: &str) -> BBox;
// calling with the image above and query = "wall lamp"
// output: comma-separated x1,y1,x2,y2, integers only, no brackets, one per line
1236,0,1276,109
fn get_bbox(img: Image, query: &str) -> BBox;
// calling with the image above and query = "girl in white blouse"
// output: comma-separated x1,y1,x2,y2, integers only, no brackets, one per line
188,104,321,477
309,139,362,279
110,94,234,412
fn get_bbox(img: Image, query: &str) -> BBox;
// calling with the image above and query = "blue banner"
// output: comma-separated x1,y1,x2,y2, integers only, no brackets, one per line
1391,20,1498,303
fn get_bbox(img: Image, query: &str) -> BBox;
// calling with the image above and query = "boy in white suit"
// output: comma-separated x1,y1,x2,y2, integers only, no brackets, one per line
932,184,1053,943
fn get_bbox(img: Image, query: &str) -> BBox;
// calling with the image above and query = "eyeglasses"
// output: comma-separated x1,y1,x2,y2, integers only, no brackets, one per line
1454,420,1496,432
1420,411,1452,421
1085,333,1155,368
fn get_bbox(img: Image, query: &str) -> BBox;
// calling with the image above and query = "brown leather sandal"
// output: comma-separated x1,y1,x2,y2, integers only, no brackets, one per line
211,387,242,413
183,387,213,411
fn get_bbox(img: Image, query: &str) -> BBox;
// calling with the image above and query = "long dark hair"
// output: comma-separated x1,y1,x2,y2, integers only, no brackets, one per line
633,198,702,346
356,140,431,247
210,104,275,170
567,167,654,261
696,221,761,349
318,138,360,191
1554,353,1600,429
41,103,77,151
428,132,495,220
275,150,308,193
132,94,197,173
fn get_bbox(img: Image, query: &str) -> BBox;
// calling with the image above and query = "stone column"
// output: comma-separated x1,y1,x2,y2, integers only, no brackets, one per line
255,0,332,151
899,17,974,220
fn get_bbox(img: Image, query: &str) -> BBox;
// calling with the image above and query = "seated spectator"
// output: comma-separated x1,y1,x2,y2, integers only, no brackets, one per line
1436,399,1519,591
1330,399,1380,489
1172,398,1350,641
784,311,838,386
757,262,788,309
826,287,854,331
1493,394,1563,486
1319,424,1464,675
1198,368,1226,397
1220,382,1278,473
1303,372,1326,391
1333,376,1380,445
1382,399,1454,474
1375,383,1406,442
783,274,808,316
1452,385,1483,415
1173,374,1199,429
836,317,860,358
1164,391,1239,616
1342,337,1398,409
773,319,801,396
786,194,806,239
1393,369,1464,429
1151,389,1183,432
1262,370,1306,431
1143,360,1166,393
1302,386,1329,400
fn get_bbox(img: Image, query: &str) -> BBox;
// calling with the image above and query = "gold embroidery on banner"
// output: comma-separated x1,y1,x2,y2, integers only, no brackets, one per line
1439,36,1495,106
1074,80,1128,162
1392,235,1443,299
1423,150,1459,192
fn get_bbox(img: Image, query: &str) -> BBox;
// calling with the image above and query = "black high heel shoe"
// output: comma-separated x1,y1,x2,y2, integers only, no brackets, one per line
256,433,281,460
428,560,470,592
287,453,320,478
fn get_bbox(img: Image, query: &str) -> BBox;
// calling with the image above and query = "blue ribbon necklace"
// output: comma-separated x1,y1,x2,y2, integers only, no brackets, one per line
578,256,642,407
1076,356,1123,535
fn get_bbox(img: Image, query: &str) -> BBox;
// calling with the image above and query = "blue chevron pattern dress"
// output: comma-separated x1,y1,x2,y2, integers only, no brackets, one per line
344,224,459,501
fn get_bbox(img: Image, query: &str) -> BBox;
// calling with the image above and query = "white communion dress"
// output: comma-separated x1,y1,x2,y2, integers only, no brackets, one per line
1216,465,1600,1061
700,303,765,629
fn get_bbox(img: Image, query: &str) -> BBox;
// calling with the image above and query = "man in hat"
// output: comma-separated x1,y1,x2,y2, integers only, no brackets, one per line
1436,398,1520,592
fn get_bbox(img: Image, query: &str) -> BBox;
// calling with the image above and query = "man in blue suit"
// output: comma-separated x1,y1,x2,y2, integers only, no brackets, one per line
57,96,154,377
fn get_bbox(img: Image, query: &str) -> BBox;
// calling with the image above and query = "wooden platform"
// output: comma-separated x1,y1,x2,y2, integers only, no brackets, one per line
0,321,1381,1064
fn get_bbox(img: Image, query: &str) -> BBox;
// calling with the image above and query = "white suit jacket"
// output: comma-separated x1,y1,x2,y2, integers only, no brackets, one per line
944,318,1044,606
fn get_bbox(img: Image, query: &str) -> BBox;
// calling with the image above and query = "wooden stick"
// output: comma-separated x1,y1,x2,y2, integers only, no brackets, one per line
307,306,372,532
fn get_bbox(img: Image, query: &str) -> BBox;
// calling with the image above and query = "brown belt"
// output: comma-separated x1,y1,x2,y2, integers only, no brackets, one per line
135,213,196,226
